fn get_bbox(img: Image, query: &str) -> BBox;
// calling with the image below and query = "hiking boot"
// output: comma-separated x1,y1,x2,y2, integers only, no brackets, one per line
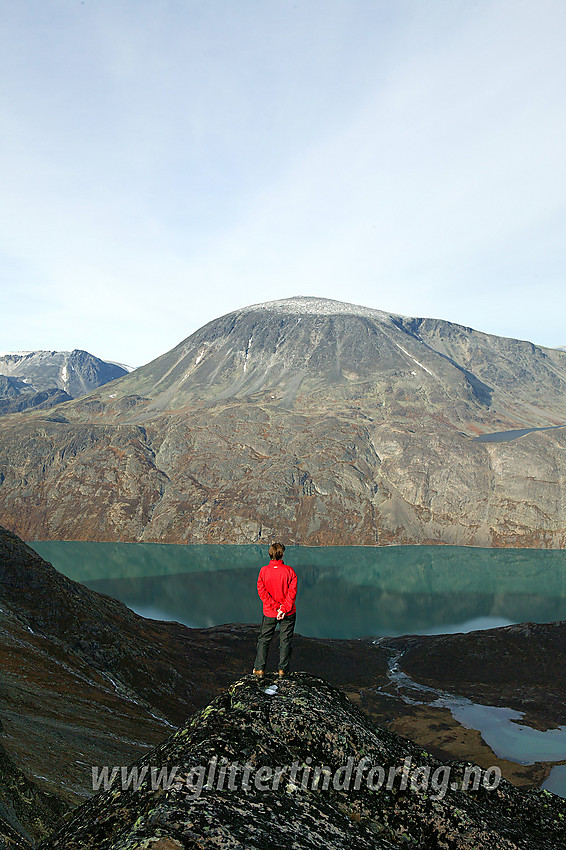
253,669,264,678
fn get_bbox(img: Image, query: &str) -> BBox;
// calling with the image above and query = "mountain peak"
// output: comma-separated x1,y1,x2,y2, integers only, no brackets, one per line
241,294,398,323
0,349,128,406
4,301,566,548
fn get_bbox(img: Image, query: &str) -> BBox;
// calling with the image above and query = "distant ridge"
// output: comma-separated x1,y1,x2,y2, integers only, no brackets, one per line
0,349,128,415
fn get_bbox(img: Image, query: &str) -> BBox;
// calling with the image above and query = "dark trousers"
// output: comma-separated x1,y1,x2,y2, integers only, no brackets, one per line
254,613,296,673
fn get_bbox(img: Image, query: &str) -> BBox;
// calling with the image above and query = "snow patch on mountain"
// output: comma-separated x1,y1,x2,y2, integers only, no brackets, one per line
241,295,401,324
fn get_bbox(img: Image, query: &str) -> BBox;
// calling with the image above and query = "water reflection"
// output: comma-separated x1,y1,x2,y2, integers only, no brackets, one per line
30,542,566,639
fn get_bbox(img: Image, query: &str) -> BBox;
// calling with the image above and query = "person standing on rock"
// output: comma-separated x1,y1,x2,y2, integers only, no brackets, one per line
253,542,297,678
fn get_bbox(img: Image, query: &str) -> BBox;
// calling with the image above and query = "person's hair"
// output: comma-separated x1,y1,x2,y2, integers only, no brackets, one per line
269,542,285,560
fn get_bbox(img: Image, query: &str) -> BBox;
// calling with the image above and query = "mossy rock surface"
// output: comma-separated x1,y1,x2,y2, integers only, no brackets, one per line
39,672,566,849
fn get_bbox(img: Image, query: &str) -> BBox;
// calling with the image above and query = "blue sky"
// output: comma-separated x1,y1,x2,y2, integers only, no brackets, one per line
1,0,565,367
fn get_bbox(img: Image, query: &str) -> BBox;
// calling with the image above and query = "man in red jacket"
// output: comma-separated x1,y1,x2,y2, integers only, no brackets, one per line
253,542,297,678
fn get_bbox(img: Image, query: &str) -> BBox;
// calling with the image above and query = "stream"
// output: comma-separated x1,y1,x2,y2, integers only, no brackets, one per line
374,644,566,797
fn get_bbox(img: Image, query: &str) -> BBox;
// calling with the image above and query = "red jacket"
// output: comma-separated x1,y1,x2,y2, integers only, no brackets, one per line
257,560,297,617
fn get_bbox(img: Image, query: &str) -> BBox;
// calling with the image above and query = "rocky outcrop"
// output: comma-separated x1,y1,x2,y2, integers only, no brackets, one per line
0,373,74,415
2,525,566,846
39,673,566,850
0,739,67,850
0,376,26,399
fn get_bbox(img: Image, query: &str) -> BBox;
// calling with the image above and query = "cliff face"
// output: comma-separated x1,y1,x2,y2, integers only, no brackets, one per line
39,673,566,850
1,297,566,545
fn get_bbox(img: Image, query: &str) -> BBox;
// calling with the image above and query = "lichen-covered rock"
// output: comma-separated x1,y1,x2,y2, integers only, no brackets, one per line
39,673,566,849
0,740,67,849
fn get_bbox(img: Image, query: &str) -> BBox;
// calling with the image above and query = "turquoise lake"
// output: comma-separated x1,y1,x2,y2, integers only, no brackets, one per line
28,541,566,796
29,542,566,639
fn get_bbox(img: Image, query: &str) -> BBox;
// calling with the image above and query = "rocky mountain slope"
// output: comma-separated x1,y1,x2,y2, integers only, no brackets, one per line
0,739,67,850
39,673,566,850
0,378,72,415
0,349,128,415
2,525,566,846
0,525,243,808
1,297,566,545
